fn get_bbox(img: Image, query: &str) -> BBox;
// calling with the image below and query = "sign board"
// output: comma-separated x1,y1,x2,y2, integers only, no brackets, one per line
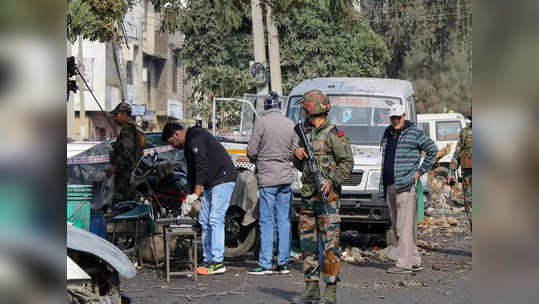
131,104,146,116
167,99,183,119
126,84,137,105
143,110,155,121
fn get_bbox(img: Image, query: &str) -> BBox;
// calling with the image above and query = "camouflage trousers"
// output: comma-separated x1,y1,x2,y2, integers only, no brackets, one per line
462,168,472,229
299,197,341,283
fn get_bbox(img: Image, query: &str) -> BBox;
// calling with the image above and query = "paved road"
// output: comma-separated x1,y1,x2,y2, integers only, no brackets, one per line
123,213,472,304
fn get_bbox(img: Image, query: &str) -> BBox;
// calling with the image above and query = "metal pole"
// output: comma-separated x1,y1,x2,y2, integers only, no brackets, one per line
212,98,216,136
250,0,268,114
77,37,86,140
67,40,75,139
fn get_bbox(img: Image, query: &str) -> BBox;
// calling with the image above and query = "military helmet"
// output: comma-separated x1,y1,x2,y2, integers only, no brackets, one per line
110,102,132,115
297,89,330,116
264,90,281,110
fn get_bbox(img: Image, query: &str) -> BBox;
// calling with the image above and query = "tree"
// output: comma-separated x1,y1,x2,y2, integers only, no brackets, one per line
164,0,389,116
66,0,130,42
278,0,389,92
362,0,472,113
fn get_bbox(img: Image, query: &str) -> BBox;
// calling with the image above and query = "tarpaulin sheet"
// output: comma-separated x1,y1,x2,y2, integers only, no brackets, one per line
67,135,187,212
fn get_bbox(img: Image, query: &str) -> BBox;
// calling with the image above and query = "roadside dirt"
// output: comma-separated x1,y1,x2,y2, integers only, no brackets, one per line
122,210,471,304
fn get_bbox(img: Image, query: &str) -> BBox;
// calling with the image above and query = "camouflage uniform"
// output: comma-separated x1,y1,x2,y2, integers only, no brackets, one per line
292,91,354,284
450,126,472,228
109,104,146,204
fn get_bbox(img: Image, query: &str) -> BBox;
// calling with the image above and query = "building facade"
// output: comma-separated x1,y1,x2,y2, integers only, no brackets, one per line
68,0,192,141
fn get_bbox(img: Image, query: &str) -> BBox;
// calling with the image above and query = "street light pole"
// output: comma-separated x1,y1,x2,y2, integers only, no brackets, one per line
250,0,268,113
77,37,86,140
266,6,282,96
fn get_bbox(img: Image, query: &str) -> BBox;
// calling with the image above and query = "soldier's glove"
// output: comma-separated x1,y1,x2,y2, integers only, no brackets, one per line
104,165,116,177
181,194,198,216
447,176,456,187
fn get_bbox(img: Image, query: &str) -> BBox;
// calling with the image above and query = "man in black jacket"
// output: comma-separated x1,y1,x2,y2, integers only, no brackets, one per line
162,122,237,275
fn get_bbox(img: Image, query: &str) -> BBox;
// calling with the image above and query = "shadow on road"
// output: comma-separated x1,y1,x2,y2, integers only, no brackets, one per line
257,286,297,302
419,245,472,258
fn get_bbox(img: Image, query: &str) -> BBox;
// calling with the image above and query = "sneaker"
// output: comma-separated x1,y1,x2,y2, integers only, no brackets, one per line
207,262,226,274
274,263,290,274
198,262,226,275
412,264,423,272
247,266,272,275
386,266,412,274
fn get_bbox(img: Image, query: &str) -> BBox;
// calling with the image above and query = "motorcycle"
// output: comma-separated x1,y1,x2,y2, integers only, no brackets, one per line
111,152,259,259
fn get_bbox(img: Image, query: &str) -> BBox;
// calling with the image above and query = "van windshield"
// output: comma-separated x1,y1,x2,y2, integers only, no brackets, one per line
286,95,401,145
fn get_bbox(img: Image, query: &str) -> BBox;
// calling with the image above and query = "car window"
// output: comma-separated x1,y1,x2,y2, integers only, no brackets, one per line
436,121,461,141
417,122,430,138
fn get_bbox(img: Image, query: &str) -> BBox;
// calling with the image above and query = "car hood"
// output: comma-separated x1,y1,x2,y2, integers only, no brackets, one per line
351,145,382,167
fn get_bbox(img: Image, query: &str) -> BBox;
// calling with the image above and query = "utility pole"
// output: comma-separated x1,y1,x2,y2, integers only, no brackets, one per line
266,6,282,96
67,40,75,140
250,0,268,113
77,37,86,140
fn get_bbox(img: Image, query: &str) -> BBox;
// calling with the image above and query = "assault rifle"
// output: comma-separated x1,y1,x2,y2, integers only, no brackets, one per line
294,121,332,224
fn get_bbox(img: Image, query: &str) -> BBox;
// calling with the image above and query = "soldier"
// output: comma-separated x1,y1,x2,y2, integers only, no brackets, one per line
105,102,145,206
291,90,354,304
448,109,472,230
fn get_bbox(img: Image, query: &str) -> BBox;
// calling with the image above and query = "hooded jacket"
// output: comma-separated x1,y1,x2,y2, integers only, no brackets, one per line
379,120,437,197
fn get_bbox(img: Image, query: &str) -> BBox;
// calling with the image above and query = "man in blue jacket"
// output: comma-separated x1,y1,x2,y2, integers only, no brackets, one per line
380,104,437,274
162,122,237,275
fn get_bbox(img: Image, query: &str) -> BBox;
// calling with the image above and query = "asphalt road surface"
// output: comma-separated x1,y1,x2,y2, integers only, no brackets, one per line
123,213,472,304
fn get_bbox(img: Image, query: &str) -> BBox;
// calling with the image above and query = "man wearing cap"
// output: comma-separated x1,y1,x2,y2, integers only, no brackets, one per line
105,102,146,206
161,122,237,275
246,91,297,275
380,104,437,274
291,90,353,304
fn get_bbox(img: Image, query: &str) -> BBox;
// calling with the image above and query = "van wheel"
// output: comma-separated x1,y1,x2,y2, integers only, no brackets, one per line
224,220,257,258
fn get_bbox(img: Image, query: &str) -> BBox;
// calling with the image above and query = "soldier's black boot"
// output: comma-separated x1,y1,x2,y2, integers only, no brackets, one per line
291,281,321,304
322,283,337,304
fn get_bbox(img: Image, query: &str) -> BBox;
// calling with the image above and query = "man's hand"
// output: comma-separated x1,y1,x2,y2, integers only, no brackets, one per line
447,176,456,187
414,171,420,181
294,147,308,160
181,194,199,216
321,179,332,195
104,165,116,177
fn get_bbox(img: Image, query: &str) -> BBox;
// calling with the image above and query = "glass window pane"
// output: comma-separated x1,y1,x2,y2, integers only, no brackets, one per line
436,121,461,141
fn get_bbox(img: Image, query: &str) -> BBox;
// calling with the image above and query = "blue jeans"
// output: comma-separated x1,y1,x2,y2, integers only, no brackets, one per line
199,182,235,263
258,184,291,269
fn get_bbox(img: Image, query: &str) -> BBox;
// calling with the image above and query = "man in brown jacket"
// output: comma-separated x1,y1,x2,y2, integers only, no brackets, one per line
246,91,297,275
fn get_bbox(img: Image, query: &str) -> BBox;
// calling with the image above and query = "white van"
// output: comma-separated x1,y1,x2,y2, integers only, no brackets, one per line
416,113,468,169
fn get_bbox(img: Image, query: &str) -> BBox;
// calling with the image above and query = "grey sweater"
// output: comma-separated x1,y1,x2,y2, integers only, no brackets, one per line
247,109,297,187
